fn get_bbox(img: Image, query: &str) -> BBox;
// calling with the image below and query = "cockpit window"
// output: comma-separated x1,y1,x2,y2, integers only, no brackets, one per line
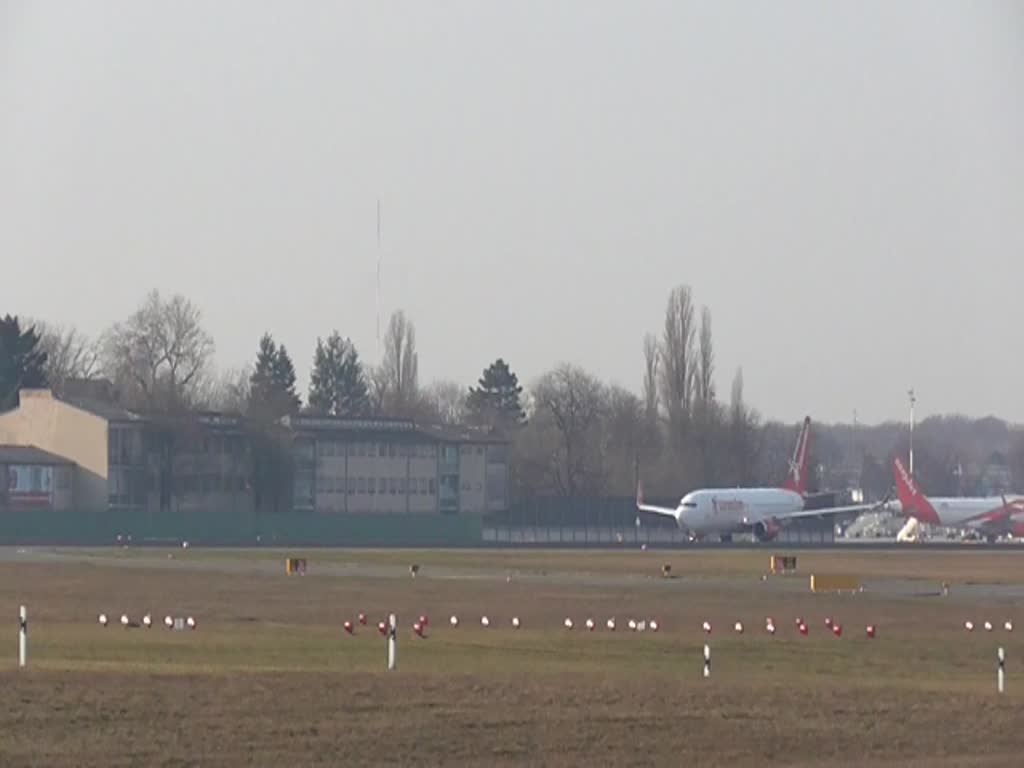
682,502,698,508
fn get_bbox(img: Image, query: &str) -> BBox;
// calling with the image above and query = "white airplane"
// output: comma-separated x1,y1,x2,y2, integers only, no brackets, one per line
636,417,881,541
892,457,1024,542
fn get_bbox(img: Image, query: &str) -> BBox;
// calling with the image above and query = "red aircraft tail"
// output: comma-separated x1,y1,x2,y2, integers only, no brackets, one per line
782,417,811,496
892,457,941,525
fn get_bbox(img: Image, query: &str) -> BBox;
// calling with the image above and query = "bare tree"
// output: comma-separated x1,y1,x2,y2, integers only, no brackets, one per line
690,306,719,483
531,364,608,496
422,380,468,425
642,333,659,422
378,310,420,416
102,290,214,411
658,285,697,452
695,306,715,411
603,385,644,495
728,367,761,485
200,366,252,413
1010,433,1024,493
639,333,664,477
30,321,101,394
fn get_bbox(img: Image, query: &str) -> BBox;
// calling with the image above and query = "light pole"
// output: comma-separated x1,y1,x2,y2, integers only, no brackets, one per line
907,388,916,475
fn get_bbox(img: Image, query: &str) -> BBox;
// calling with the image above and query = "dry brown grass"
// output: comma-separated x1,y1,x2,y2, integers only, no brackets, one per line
60,545,1024,583
1,549,1023,766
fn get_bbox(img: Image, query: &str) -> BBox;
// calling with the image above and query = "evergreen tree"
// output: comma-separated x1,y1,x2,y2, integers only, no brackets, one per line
467,358,525,429
247,333,300,420
308,331,371,417
0,315,48,411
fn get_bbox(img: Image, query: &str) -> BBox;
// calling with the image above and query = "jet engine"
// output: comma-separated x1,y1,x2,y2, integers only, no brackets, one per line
753,518,781,542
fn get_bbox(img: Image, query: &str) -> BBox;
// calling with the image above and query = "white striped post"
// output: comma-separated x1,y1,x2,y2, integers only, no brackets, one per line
387,613,397,671
998,647,1005,694
703,643,711,679
18,606,27,668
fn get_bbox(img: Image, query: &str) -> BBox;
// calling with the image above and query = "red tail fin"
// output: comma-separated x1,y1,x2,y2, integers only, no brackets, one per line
892,458,940,525
782,417,811,495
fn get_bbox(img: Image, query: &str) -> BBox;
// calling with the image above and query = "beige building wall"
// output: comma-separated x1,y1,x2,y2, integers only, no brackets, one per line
407,443,438,513
0,390,109,509
315,438,348,513
458,444,487,514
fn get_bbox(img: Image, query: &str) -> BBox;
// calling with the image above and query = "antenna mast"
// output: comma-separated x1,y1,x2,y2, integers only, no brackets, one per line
376,198,381,365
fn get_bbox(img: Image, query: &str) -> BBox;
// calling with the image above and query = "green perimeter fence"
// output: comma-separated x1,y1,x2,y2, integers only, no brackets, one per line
0,497,681,548
0,509,484,548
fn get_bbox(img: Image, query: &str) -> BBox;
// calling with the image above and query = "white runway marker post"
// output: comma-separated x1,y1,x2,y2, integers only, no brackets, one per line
702,644,711,679
18,606,27,668
998,647,1005,694
387,613,397,671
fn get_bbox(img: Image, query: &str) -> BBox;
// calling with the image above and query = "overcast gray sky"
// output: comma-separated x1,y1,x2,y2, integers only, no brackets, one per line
2,1,1022,424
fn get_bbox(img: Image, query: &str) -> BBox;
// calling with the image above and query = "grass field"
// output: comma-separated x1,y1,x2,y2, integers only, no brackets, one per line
3,547,1024,766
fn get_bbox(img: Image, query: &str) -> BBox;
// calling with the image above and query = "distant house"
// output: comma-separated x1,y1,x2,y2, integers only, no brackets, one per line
0,444,74,512
282,414,509,515
0,388,510,516
0,389,253,513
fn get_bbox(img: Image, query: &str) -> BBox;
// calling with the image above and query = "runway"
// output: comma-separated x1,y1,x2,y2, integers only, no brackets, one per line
4,545,1024,603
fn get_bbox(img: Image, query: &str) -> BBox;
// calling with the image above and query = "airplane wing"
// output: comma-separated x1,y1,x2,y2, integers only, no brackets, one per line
774,499,892,522
637,502,682,519
635,482,681,521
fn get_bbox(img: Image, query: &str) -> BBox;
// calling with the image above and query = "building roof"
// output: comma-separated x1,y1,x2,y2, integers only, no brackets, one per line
0,445,74,466
416,423,509,444
283,415,418,433
281,413,509,444
58,395,142,422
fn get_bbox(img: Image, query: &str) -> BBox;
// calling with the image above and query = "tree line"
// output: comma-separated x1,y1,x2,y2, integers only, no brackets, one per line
3,285,1023,503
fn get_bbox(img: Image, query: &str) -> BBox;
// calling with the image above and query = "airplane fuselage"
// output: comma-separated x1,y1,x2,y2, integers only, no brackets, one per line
676,488,805,537
901,496,1024,534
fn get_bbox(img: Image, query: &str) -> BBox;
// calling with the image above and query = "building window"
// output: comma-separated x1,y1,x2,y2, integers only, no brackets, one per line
379,443,388,458
378,477,386,494
347,477,355,495
487,470,507,504
476,447,484,456
388,444,396,458
398,477,406,494
369,477,376,495
389,478,397,495
293,469,314,508
419,477,428,495
429,478,436,495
